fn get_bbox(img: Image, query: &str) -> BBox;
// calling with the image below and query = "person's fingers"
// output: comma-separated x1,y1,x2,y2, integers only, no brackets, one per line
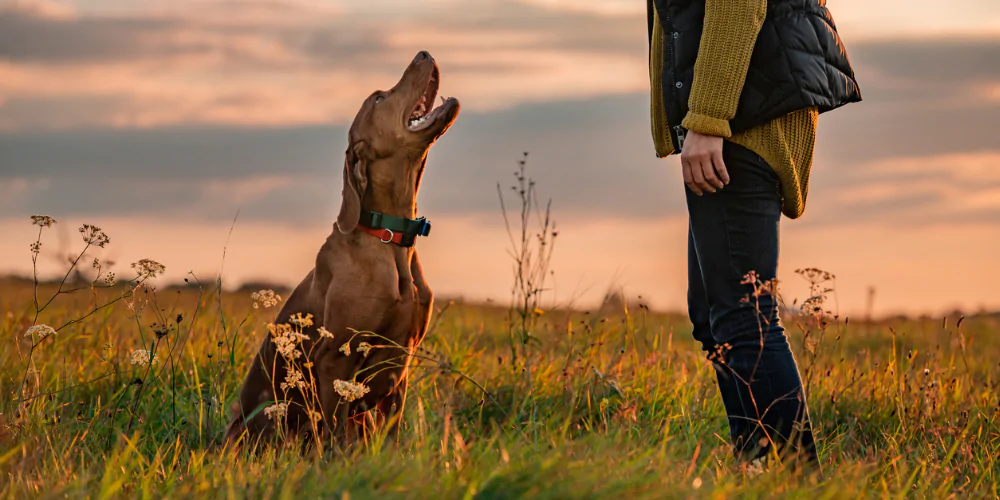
700,157,722,191
682,160,702,195
689,158,715,194
712,148,730,186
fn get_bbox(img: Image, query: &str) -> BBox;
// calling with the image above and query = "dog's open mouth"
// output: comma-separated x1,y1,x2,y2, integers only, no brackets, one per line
406,65,454,132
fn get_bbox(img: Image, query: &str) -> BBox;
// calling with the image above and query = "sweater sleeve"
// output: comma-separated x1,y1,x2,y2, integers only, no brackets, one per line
681,0,767,138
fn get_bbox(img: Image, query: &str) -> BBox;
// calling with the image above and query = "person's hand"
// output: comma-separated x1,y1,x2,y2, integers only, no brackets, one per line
680,130,730,195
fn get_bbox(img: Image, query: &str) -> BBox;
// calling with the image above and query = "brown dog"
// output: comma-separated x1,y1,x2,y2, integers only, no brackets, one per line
224,51,459,446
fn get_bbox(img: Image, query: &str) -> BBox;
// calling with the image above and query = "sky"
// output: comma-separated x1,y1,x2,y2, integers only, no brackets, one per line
1,0,999,317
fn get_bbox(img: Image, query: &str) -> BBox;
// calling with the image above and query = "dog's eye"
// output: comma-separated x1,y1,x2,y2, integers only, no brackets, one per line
375,95,385,104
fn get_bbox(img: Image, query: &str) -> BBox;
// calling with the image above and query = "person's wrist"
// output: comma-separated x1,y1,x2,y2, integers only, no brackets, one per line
681,111,731,138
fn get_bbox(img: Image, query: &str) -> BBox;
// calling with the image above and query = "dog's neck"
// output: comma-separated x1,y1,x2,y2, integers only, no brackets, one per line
360,151,426,220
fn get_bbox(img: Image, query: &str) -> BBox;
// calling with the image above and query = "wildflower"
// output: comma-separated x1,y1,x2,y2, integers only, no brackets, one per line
741,271,759,285
271,337,299,359
800,296,826,317
92,258,100,268
357,342,373,358
795,267,835,284
309,410,322,422
692,477,703,489
318,326,334,339
264,402,288,420
30,215,57,227
269,323,306,360
333,380,370,402
79,224,110,247
25,324,57,339
251,289,282,309
104,273,116,285
289,324,308,341
130,349,159,367
131,258,166,279
280,368,307,391
760,279,779,296
29,242,41,255
289,312,313,328
745,456,768,478
152,323,170,339
339,342,351,356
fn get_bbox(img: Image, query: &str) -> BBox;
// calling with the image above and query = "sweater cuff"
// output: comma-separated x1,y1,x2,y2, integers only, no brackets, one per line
681,112,732,138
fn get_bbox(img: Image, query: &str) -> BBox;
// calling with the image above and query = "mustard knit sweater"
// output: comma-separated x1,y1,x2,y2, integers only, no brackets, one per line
649,1,817,219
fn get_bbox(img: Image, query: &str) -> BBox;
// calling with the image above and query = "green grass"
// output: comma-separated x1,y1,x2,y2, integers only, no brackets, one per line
1,276,998,499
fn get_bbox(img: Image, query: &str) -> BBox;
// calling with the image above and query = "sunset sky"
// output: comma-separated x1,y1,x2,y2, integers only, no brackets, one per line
1,0,999,316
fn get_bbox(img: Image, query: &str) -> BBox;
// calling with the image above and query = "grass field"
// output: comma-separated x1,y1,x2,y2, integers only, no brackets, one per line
2,205,999,499
2,269,998,498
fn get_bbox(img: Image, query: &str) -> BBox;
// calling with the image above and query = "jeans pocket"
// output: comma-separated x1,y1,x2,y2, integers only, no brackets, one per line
722,142,781,195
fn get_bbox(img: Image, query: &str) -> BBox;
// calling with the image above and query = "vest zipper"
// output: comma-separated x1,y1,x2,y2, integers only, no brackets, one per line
663,8,685,152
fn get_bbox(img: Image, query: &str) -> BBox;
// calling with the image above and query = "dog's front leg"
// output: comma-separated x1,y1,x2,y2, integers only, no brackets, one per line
314,341,357,446
368,252,432,442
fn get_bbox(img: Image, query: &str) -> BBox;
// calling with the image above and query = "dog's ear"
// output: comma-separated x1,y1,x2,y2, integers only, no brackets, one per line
337,142,368,234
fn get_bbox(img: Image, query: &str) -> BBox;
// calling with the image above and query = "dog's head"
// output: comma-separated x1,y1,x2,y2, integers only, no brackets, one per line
337,51,460,233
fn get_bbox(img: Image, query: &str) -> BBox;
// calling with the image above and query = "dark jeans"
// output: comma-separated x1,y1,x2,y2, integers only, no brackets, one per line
686,141,817,464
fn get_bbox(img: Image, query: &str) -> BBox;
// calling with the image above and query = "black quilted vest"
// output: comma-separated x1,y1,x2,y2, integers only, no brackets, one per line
648,0,861,148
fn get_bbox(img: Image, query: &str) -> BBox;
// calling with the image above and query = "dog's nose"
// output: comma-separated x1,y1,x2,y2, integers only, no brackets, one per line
413,51,431,63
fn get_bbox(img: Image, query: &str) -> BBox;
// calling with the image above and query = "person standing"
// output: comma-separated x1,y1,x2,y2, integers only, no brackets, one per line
647,0,861,467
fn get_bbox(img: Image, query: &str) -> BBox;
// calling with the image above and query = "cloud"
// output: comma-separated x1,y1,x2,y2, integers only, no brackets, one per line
806,151,1000,226
3,92,997,231
0,0,647,130
832,0,1000,41
0,2,998,233
1,0,74,19
0,6,177,64
2,1,998,132
0,96,683,224
0,94,681,224
846,36,1000,117
200,175,297,204
1,0,998,315
0,177,50,212
511,0,643,16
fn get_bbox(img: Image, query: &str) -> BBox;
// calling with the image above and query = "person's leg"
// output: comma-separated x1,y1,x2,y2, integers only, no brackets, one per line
687,225,714,353
688,224,751,442
685,141,817,464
